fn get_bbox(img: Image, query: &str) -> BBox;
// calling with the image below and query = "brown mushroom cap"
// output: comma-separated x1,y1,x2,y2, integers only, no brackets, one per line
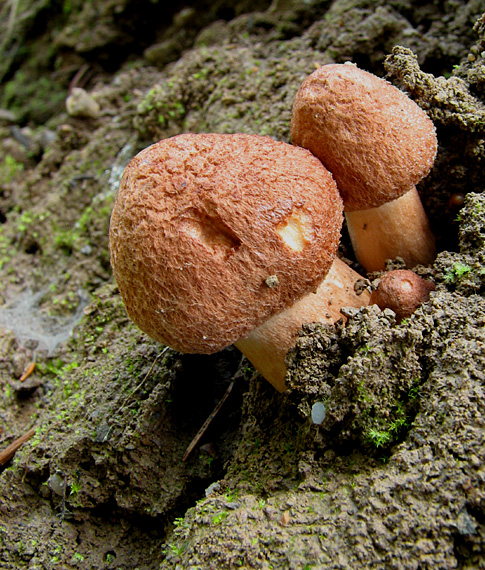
369,269,435,321
290,63,437,211
109,133,343,353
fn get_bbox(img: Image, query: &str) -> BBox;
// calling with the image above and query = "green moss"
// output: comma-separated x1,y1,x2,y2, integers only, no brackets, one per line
52,198,113,255
444,262,473,283
212,511,228,525
0,155,24,183
0,229,12,271
137,85,187,127
1,70,66,123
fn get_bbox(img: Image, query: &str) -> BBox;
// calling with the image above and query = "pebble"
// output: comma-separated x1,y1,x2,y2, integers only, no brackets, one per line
66,87,100,118
0,108,16,123
205,482,221,497
48,472,66,496
311,401,326,425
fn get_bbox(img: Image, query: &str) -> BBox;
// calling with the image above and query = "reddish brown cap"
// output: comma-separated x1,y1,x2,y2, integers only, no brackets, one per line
109,133,343,353
291,63,437,211
369,269,435,321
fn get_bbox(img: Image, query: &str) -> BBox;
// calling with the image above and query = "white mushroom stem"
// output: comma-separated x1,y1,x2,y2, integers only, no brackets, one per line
234,257,370,392
345,187,436,272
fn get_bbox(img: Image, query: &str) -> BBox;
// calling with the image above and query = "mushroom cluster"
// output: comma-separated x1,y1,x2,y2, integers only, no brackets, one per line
110,62,438,391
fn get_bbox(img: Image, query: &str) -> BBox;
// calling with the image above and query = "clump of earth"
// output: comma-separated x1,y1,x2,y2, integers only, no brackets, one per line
0,1,484,569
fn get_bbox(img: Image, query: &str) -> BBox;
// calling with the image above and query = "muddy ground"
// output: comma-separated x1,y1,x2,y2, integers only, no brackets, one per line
0,1,484,569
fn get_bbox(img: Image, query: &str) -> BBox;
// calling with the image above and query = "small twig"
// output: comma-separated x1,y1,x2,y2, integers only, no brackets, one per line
183,381,234,462
20,360,35,382
69,63,90,93
2,0,19,52
56,475,72,523
0,427,36,467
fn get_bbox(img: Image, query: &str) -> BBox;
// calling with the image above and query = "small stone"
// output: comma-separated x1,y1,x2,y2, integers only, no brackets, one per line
66,88,100,119
470,454,481,467
280,510,291,525
340,306,359,318
0,108,17,123
205,482,221,497
265,275,280,288
311,401,326,425
94,422,112,442
144,39,180,67
456,510,478,536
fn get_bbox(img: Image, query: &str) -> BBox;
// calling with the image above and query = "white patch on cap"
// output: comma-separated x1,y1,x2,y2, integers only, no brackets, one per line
275,209,312,252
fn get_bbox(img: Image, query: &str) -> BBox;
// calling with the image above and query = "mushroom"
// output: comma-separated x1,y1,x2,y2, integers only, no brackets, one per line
369,269,435,322
109,133,370,392
290,62,437,272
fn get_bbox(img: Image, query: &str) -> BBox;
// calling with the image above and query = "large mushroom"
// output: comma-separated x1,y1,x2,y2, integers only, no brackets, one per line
291,62,437,272
109,133,370,391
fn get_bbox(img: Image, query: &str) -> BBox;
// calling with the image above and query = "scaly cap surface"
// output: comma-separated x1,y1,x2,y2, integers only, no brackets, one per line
110,133,343,353
291,63,437,211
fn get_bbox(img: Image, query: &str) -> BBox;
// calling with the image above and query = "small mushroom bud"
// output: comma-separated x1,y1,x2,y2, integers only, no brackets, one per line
291,63,437,272
369,269,435,321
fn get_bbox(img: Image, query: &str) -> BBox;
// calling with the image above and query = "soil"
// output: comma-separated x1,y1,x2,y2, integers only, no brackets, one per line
0,1,484,569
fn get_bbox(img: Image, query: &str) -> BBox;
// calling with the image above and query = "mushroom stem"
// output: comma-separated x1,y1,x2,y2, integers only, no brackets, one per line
345,187,436,272
235,257,370,392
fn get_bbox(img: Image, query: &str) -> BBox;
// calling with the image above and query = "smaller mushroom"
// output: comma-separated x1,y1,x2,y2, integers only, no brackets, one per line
291,63,437,272
369,269,435,322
